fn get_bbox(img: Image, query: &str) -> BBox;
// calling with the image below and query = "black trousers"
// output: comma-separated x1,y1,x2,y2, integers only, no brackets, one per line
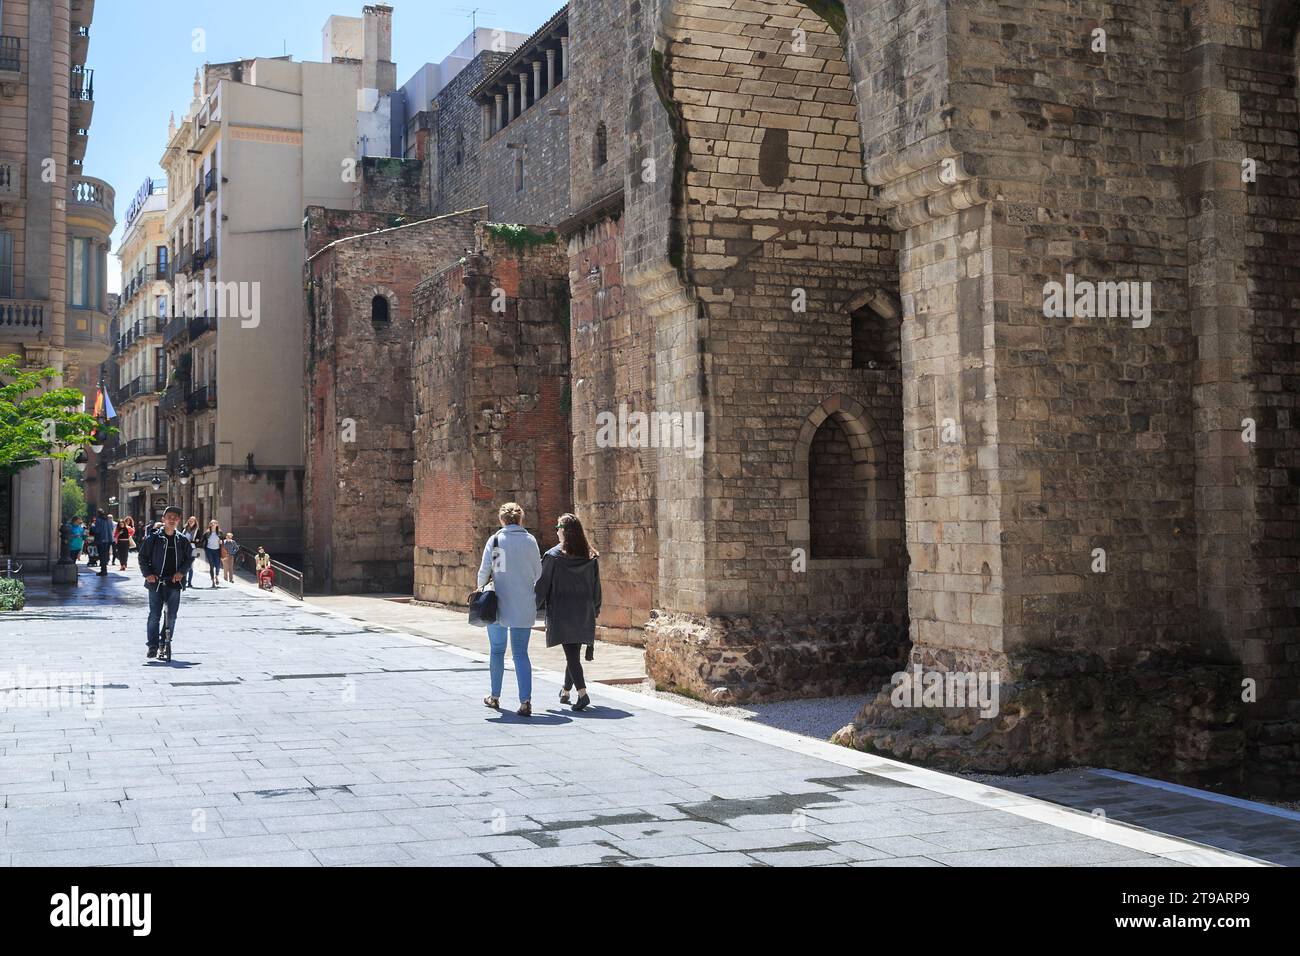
562,643,586,692
96,543,111,573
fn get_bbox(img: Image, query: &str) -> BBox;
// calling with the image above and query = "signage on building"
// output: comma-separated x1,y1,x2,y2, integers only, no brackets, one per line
125,177,155,228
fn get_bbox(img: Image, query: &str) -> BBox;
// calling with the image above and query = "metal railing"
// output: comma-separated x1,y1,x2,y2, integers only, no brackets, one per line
70,67,93,101
204,168,217,195
188,313,215,339
203,236,215,261
236,546,304,600
187,385,217,414
0,37,20,73
191,445,216,470
159,381,188,415
193,183,202,209
164,315,189,348
122,438,167,461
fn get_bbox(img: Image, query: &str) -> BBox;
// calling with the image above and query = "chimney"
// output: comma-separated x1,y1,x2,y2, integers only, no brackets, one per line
362,4,396,94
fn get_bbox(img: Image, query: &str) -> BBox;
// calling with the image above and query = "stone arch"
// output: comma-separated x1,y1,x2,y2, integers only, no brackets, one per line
791,394,894,562
366,286,397,326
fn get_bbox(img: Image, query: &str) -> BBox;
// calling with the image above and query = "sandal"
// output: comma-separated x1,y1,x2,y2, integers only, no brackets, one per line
559,690,571,705
483,695,500,710
517,700,532,717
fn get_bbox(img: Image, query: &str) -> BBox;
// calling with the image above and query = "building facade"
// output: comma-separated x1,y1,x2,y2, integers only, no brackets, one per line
153,7,393,563
0,0,114,570
106,187,169,529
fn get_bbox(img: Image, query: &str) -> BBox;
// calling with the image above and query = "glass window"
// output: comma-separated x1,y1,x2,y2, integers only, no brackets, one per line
0,231,12,298
69,237,91,307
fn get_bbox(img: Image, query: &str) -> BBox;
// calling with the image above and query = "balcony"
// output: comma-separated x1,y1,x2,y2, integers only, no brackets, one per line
194,183,202,210
191,249,207,273
0,299,46,343
160,381,189,416
121,438,167,463
203,237,215,263
163,315,189,348
187,385,218,414
204,168,217,196
68,176,115,235
191,445,216,470
155,261,169,281
70,67,94,127
188,313,215,340
0,37,20,96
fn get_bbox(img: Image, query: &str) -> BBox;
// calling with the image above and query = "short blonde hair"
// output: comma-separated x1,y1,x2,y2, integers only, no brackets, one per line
499,502,524,525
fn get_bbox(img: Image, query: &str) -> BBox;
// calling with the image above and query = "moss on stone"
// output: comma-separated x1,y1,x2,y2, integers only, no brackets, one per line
484,223,558,251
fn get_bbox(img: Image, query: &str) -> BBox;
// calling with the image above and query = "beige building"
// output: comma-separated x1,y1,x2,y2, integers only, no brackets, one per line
0,0,114,570
157,6,394,561
108,187,169,527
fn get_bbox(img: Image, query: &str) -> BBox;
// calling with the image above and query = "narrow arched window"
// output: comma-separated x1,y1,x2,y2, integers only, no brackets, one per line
593,122,608,169
371,295,390,325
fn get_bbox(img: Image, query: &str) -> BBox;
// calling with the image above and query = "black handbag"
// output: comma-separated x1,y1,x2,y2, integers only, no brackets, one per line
467,534,500,627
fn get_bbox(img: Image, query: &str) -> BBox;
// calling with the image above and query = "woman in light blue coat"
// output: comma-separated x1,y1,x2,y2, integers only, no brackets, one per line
478,502,543,716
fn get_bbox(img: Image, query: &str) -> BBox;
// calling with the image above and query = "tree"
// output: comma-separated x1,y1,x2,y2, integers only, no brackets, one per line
0,353,113,477
61,476,87,523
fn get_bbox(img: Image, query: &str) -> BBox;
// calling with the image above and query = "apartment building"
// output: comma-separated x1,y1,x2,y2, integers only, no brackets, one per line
155,6,393,563
108,185,169,527
0,0,114,570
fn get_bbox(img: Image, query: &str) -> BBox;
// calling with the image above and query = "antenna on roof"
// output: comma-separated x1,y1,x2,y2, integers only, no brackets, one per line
452,7,496,31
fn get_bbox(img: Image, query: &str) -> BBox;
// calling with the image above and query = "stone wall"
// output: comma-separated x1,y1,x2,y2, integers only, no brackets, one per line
480,81,571,226
428,52,512,216
411,224,573,604
303,207,481,594
355,156,426,215
623,0,908,700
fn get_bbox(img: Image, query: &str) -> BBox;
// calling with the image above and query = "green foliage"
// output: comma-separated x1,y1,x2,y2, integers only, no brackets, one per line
0,578,24,612
484,223,558,252
61,476,86,523
0,354,114,478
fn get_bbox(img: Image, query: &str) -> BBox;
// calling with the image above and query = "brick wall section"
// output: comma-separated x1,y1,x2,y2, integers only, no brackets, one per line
303,207,481,594
480,83,570,225
412,224,573,604
567,215,658,643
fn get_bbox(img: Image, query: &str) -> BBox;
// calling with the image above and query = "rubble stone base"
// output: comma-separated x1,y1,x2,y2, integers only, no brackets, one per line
831,645,1246,790
644,609,909,705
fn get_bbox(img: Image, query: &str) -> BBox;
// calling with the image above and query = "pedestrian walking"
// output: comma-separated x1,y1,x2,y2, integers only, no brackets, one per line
181,517,200,587
67,517,86,563
202,520,224,588
114,517,134,570
91,510,114,576
535,513,601,712
476,502,543,717
221,532,239,583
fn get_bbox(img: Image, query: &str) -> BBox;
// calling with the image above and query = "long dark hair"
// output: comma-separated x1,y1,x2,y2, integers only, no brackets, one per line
557,513,594,559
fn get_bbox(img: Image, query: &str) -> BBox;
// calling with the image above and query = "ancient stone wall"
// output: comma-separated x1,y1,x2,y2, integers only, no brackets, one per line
303,207,480,593
412,225,573,604
429,52,512,217
355,156,426,215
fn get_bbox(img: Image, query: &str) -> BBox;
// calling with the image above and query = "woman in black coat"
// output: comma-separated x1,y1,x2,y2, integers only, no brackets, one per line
535,513,601,712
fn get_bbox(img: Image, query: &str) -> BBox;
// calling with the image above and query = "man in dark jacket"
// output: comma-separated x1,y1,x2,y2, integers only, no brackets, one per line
91,511,114,576
139,506,194,660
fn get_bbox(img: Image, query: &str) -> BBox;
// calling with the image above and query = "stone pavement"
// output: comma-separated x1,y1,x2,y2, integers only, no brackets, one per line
303,593,647,685
0,561,1266,867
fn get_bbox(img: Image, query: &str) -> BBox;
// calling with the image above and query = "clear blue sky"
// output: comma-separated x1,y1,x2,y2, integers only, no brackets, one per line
87,0,560,292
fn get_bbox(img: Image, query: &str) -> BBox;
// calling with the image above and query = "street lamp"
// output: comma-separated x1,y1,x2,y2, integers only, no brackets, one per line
74,451,87,475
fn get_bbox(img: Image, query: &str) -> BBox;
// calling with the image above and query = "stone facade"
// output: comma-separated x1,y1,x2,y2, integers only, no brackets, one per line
299,0,1300,794
303,207,480,593
411,225,573,603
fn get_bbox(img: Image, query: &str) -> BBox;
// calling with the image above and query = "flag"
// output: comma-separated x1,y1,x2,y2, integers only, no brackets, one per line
92,388,103,419
103,388,116,420
94,386,117,421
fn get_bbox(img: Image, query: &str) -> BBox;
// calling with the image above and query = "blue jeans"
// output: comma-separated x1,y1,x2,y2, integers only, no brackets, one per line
204,548,221,581
146,583,182,649
487,624,532,702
